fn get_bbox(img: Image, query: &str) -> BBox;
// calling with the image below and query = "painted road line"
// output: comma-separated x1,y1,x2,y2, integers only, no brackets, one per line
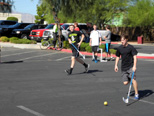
1,51,36,57
17,105,45,116
130,97,154,105
55,56,71,61
16,52,59,61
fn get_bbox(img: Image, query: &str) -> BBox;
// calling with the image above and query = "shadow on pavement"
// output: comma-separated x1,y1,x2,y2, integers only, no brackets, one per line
127,89,154,106
71,70,103,76
1,60,23,64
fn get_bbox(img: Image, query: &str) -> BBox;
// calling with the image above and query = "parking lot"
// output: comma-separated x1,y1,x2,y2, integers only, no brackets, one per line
0,47,154,116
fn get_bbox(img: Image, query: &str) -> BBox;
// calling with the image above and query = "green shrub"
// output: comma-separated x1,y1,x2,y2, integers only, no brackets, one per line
99,44,105,52
85,46,92,53
9,37,19,43
0,36,9,42
7,17,18,22
110,49,117,54
10,37,37,44
80,42,89,51
30,40,37,44
63,41,70,49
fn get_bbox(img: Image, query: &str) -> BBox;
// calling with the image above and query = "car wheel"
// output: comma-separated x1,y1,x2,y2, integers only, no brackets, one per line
21,34,28,39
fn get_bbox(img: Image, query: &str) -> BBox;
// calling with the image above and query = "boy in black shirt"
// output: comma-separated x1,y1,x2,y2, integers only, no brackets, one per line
65,25,90,75
114,35,139,99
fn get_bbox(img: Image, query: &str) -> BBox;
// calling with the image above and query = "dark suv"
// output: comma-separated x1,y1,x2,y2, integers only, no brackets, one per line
0,23,32,37
12,24,47,39
0,20,17,28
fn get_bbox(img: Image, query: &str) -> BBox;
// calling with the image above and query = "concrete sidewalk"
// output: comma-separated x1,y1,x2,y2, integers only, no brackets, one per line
1,42,154,59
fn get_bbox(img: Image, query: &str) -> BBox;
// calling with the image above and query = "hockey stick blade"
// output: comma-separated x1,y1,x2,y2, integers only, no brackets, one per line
122,97,129,103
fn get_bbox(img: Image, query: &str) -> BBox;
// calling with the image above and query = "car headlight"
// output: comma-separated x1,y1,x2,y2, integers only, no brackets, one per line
16,31,21,34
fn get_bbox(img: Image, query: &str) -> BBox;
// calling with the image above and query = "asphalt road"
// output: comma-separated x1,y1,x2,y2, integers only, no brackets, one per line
111,44,154,54
0,47,154,116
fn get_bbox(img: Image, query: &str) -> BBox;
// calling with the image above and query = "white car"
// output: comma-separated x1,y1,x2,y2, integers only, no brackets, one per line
42,23,87,41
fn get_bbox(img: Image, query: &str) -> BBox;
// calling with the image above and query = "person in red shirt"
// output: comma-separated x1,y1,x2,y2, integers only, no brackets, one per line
74,22,80,31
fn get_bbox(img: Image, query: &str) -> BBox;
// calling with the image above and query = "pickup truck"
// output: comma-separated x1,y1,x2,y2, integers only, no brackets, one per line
29,23,64,42
11,24,47,39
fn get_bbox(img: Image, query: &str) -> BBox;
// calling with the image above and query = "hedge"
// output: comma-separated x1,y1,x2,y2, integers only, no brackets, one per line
7,17,18,22
63,41,117,54
0,36,10,42
0,36,37,44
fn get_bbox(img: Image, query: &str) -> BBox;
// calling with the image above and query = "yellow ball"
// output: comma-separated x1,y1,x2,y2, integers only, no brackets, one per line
104,101,108,106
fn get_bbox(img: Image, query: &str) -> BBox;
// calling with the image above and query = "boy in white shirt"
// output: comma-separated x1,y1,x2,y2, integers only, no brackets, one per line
89,25,102,63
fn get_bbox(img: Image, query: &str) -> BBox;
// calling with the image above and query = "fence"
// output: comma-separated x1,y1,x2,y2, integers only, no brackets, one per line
111,27,154,41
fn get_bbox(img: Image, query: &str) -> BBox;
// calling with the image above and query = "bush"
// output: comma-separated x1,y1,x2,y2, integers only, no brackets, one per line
7,17,18,22
63,41,70,49
110,49,117,54
0,36,9,42
11,39,37,44
9,37,19,43
85,46,92,52
80,42,89,51
99,44,105,52
9,37,37,44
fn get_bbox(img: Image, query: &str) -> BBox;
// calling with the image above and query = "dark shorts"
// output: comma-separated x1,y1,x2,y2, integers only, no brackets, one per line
121,68,136,82
70,44,79,58
105,43,111,53
92,46,99,52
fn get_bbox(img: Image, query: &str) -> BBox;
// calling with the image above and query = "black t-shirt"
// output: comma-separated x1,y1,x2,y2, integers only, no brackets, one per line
68,31,82,44
116,44,138,71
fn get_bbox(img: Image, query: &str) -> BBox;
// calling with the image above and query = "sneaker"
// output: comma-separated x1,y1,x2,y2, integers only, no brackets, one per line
92,59,95,61
65,69,72,75
110,57,115,61
95,60,98,63
134,94,139,100
85,64,90,73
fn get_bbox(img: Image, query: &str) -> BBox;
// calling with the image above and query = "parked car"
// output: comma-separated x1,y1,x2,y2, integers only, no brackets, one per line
42,23,88,41
0,23,32,37
0,20,17,28
29,23,64,42
11,24,47,39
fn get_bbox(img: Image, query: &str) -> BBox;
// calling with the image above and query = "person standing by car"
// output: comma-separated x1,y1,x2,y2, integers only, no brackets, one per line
65,25,90,75
74,22,80,31
114,34,139,100
103,25,113,60
52,23,58,49
89,24,102,63
85,22,93,43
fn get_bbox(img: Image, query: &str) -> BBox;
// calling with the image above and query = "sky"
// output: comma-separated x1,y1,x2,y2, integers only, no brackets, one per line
13,0,40,15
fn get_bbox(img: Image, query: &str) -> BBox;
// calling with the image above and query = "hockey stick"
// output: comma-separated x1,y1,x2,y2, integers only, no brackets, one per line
122,71,135,103
71,43,85,59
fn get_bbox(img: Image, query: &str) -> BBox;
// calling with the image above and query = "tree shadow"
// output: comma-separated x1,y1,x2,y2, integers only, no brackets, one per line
1,60,23,64
127,89,154,106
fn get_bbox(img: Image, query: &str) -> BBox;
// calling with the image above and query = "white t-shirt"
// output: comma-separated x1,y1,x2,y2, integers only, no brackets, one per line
90,30,101,46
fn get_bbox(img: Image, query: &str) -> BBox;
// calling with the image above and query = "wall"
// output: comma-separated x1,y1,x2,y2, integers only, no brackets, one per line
0,13,21,22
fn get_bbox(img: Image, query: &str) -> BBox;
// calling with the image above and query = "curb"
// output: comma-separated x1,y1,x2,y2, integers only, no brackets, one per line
0,42,40,49
1,42,154,59
61,49,154,59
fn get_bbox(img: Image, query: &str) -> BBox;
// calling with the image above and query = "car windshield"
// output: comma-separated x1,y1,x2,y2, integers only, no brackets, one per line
61,24,69,30
8,23,20,28
24,24,34,30
45,24,54,29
